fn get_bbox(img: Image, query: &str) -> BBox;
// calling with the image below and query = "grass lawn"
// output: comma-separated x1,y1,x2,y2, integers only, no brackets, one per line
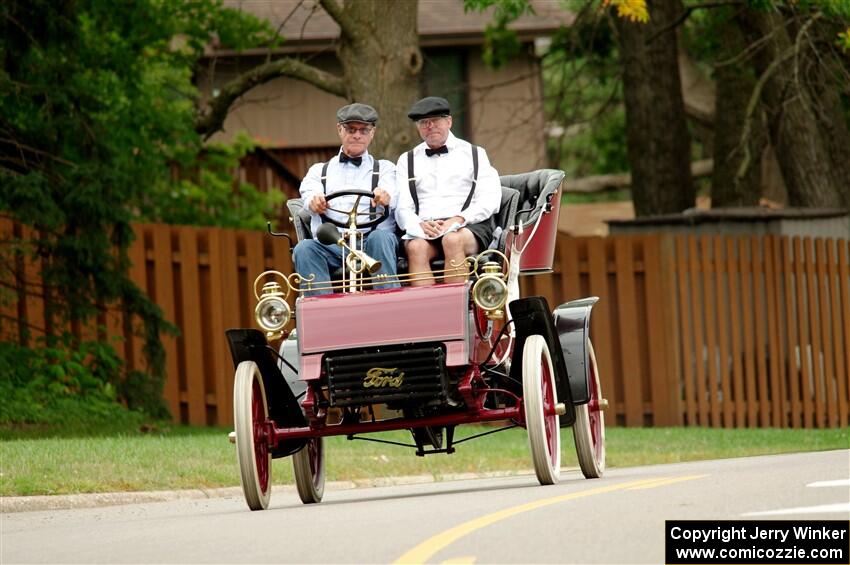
1,425,847,496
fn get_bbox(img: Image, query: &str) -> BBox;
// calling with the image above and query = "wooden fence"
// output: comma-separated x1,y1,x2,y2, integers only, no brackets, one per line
3,221,848,428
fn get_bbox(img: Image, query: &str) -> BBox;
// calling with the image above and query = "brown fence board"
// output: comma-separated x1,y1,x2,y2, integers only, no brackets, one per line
739,238,758,427
586,237,616,426
178,227,206,425
804,238,825,428
700,236,720,427
838,241,850,426
206,228,231,427
781,238,801,428
614,237,642,426
688,236,709,426
764,236,783,427
676,237,696,425
793,238,814,427
816,239,837,428
713,237,733,428
750,237,769,427
21,227,45,344
151,224,180,420
643,235,673,425
559,237,581,302
726,238,746,427
826,238,847,427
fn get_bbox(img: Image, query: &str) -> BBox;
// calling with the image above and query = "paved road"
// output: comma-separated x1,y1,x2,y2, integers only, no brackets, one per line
3,450,848,564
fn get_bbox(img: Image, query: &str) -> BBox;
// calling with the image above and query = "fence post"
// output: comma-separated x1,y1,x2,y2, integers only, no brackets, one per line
655,234,683,425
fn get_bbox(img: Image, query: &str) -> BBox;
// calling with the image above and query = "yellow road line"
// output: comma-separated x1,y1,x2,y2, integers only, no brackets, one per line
394,475,706,565
625,474,708,490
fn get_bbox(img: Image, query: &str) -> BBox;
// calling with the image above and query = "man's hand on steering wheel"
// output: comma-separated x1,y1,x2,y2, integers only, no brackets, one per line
308,194,329,214
319,189,389,229
372,188,391,207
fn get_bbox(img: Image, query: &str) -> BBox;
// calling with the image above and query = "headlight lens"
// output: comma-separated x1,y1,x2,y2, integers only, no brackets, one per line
254,296,291,332
472,276,508,311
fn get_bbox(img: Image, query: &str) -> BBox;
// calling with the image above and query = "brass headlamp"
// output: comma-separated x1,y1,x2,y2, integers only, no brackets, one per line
472,261,508,319
254,280,291,339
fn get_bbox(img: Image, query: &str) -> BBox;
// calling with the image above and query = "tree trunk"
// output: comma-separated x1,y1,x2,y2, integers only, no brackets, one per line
336,0,422,160
613,0,695,217
735,9,841,208
711,14,763,207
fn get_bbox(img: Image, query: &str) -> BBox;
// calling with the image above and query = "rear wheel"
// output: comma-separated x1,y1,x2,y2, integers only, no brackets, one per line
293,437,325,503
573,340,606,478
522,335,561,485
234,361,271,510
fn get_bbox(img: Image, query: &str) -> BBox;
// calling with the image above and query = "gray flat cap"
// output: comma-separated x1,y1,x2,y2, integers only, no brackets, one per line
336,103,378,124
407,97,451,120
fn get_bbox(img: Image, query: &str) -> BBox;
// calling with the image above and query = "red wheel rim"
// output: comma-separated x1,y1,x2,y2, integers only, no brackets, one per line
251,378,269,493
588,361,603,462
541,354,558,466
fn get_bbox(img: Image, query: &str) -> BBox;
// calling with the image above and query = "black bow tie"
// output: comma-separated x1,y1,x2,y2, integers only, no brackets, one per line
339,153,362,166
425,145,448,157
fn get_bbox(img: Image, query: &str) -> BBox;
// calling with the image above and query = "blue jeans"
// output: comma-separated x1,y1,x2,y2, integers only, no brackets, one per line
293,229,400,296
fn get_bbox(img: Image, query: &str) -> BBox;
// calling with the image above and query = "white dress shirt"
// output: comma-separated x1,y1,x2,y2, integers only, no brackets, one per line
394,132,501,236
299,149,397,236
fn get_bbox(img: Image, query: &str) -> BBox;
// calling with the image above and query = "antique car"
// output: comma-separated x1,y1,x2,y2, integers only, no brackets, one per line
226,169,606,511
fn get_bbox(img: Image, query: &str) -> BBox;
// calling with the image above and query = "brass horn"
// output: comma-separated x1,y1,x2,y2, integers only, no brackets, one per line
317,223,382,275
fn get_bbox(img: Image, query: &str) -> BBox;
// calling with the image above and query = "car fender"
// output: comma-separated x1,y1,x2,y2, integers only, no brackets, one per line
553,297,599,405
508,296,576,427
225,328,307,457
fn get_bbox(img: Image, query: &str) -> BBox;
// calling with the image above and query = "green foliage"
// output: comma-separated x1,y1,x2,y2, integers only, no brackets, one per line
463,0,535,68
0,334,148,428
141,133,283,229
0,0,277,420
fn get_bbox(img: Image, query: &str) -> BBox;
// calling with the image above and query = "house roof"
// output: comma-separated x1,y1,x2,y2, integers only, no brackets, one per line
219,0,572,52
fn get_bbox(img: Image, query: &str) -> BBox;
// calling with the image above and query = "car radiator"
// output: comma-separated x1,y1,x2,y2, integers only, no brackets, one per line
324,344,448,407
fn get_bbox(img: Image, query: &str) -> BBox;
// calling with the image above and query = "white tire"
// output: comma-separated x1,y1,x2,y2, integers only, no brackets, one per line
292,437,325,504
234,361,271,510
573,340,606,478
523,335,561,485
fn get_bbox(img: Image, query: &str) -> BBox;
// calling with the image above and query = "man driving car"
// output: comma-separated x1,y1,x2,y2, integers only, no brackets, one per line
293,103,399,295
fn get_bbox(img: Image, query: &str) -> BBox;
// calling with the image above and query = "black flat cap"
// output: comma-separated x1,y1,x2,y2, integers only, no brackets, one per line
407,96,451,121
336,103,378,124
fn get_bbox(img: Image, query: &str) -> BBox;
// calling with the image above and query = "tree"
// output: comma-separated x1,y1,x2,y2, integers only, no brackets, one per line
0,0,275,417
196,0,424,159
612,0,696,216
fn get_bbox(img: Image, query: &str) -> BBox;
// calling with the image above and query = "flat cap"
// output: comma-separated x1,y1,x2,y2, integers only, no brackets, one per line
407,96,451,121
336,103,378,124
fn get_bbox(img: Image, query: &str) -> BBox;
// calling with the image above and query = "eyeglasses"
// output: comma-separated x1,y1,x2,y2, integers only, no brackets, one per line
416,116,449,129
341,125,374,135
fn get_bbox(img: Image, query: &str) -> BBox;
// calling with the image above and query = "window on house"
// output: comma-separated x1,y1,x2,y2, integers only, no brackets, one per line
422,49,468,138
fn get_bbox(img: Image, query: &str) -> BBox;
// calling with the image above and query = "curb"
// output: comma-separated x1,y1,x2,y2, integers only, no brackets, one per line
1,469,538,514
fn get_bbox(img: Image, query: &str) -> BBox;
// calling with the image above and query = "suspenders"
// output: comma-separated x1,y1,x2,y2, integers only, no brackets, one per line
319,158,381,231
407,145,479,215
320,159,380,192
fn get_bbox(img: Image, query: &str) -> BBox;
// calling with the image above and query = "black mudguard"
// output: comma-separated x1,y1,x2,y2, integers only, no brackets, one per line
553,297,599,405
226,328,308,457
509,297,576,427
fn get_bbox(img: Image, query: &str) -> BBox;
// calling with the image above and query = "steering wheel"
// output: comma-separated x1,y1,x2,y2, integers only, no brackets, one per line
320,189,389,229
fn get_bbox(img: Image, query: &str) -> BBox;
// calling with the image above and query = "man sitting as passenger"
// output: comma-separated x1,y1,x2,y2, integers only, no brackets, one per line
293,103,399,295
394,97,501,286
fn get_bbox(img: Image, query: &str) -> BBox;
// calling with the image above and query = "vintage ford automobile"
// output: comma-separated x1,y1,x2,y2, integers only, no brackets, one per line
226,169,606,510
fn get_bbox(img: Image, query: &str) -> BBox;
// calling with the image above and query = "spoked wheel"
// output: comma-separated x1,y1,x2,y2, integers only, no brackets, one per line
234,361,271,510
573,340,606,478
292,437,325,504
522,335,561,485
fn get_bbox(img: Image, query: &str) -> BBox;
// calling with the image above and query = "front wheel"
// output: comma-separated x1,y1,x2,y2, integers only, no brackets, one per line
234,361,271,510
573,340,606,478
523,335,561,485
292,437,325,504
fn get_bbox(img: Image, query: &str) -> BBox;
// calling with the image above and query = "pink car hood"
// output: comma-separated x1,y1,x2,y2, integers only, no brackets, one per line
296,283,470,355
